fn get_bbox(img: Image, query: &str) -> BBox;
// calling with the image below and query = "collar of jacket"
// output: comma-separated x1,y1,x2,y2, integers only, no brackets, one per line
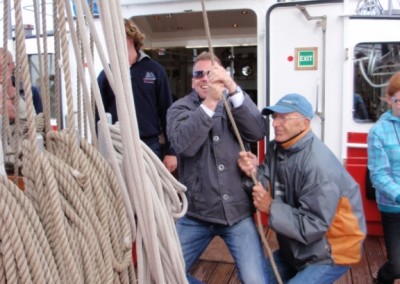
137,50,150,63
384,110,400,123
278,125,311,149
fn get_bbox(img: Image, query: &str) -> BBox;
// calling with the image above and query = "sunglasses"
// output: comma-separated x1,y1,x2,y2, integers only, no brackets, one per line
193,70,210,79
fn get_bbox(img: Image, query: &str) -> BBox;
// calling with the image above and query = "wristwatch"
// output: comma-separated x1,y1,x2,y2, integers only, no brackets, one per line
229,86,241,96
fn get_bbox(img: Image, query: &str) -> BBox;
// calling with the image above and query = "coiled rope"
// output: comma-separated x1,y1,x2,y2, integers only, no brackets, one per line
1,0,189,282
0,0,133,283
71,0,189,282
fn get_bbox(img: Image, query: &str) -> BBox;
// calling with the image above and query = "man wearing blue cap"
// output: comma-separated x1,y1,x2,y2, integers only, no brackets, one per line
238,93,367,283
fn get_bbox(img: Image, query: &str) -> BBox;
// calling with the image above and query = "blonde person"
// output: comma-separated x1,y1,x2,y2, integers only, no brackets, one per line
97,19,177,172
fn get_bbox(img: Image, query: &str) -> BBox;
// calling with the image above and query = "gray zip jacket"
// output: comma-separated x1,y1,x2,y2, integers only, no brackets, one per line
257,131,366,270
167,91,267,225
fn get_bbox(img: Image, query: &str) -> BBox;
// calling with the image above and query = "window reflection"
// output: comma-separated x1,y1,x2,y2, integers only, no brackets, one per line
353,42,400,122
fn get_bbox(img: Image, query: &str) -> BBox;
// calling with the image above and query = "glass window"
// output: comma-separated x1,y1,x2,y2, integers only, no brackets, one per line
353,42,400,122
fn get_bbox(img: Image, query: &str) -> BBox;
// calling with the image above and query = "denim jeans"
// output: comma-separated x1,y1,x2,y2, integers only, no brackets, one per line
265,250,349,284
377,211,400,284
176,215,269,284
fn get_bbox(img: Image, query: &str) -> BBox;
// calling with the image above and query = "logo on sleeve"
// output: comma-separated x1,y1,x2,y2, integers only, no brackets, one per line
143,72,156,84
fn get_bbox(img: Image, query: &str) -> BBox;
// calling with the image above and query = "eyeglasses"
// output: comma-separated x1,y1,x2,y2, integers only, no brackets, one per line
193,70,210,79
271,114,306,123
391,97,400,104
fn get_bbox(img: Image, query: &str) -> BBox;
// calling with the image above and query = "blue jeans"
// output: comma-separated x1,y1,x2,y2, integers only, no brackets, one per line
377,211,400,284
265,250,349,284
176,215,269,284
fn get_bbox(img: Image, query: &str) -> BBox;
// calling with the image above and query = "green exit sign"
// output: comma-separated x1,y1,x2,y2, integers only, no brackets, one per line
295,47,318,70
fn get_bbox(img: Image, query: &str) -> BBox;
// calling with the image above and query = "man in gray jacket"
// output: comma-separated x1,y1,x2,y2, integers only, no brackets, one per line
238,93,367,284
167,51,268,284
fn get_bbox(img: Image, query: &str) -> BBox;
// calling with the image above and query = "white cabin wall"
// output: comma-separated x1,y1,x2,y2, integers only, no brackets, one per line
268,2,345,159
323,5,346,160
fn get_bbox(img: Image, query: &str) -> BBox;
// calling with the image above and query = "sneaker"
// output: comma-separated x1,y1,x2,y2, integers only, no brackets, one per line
372,276,381,284
372,276,394,284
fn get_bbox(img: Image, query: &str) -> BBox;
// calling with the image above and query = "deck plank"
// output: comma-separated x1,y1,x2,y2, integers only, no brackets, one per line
190,229,399,284
364,236,386,279
207,263,236,284
228,268,241,284
335,270,352,284
348,245,372,284
191,260,218,283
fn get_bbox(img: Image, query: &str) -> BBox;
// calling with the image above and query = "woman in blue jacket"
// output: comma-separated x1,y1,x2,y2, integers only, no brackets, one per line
368,72,400,284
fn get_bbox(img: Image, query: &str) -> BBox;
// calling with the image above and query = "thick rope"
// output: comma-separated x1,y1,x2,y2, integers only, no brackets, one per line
52,0,62,130
0,174,61,284
200,1,283,283
63,0,134,232
83,0,188,281
1,1,134,284
2,0,188,283
40,0,52,137
1,1,19,180
70,2,186,283
1,1,10,155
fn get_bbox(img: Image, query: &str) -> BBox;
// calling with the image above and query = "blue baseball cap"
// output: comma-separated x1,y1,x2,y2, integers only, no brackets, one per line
262,93,314,119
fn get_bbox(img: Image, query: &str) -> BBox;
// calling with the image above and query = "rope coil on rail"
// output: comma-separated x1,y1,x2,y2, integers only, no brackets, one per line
1,0,133,283
2,0,189,283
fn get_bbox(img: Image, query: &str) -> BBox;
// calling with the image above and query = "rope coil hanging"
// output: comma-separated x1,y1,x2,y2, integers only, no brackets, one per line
1,0,134,282
65,0,189,282
90,0,188,281
1,0,189,283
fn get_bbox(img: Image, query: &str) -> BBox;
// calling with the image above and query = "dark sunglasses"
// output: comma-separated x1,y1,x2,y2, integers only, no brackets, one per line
193,70,210,79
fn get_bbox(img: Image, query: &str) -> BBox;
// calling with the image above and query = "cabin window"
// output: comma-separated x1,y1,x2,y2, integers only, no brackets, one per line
353,42,400,122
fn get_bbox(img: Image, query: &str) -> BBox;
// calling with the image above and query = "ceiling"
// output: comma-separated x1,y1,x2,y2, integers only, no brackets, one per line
130,9,257,47
133,9,256,33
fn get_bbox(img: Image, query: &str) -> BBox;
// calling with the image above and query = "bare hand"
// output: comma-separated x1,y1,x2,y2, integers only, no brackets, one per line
253,181,272,214
206,80,225,102
238,151,258,177
163,155,177,173
207,64,237,93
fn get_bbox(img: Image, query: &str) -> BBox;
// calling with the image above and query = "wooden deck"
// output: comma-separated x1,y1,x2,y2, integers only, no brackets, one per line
190,226,400,284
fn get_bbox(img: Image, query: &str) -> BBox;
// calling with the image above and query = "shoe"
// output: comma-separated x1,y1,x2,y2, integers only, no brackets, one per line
372,276,381,284
372,276,394,284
